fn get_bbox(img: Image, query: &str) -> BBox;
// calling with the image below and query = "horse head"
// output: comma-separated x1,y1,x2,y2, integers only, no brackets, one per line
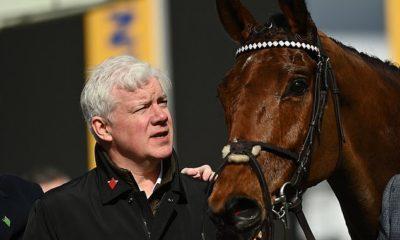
208,0,352,239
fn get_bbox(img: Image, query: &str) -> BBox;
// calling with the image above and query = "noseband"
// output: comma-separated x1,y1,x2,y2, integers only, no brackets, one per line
202,35,345,240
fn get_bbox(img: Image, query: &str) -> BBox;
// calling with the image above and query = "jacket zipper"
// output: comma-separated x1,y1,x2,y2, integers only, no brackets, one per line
143,219,151,239
129,193,151,240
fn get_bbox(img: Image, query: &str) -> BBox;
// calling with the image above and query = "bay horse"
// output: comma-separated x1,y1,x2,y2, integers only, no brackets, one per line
207,0,400,239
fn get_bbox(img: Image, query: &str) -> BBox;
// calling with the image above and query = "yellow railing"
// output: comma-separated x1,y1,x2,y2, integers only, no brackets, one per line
83,0,160,169
386,0,400,65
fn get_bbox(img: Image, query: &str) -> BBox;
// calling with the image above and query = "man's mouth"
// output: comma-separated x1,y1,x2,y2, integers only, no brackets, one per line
150,130,169,138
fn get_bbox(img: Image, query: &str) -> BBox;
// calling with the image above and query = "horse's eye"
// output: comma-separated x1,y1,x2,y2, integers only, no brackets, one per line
288,78,308,96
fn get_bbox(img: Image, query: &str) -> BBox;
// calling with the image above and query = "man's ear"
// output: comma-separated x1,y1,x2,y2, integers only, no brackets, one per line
91,116,113,142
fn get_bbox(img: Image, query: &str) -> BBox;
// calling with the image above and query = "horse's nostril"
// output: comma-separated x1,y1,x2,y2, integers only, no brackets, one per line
225,197,261,231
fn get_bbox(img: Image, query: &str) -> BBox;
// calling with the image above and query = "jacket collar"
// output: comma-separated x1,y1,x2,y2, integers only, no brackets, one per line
95,145,132,204
95,144,185,204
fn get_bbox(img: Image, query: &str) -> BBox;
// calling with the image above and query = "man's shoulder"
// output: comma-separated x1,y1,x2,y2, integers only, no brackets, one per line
0,174,43,200
0,174,38,189
179,173,208,186
388,174,400,186
179,173,209,197
385,174,400,201
40,169,98,205
379,174,400,239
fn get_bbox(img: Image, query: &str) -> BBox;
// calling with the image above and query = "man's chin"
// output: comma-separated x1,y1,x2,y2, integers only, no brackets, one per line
150,146,173,160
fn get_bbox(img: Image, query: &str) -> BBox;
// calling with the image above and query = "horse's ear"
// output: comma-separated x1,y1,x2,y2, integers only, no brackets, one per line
278,0,317,41
216,0,259,43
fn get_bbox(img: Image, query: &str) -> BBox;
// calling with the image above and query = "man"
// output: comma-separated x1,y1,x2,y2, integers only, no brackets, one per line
24,56,216,239
26,166,71,192
0,174,43,240
377,174,400,240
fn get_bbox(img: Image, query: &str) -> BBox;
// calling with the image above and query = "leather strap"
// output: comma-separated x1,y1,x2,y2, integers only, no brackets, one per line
294,206,316,240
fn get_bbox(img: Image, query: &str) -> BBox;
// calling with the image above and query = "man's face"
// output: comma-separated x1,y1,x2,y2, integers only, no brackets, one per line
107,77,173,161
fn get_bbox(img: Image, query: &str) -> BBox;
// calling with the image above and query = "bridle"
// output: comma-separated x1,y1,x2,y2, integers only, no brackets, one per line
202,33,345,240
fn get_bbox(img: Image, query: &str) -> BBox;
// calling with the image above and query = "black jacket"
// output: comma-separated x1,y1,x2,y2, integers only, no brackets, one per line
23,148,216,240
0,174,43,240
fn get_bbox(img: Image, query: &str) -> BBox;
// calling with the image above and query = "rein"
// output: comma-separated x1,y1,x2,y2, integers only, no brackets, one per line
202,35,345,240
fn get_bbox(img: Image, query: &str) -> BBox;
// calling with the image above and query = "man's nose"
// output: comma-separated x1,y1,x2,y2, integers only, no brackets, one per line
150,104,168,124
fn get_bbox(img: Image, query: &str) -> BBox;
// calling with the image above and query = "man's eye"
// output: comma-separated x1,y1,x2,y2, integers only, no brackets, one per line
131,105,147,113
159,100,168,106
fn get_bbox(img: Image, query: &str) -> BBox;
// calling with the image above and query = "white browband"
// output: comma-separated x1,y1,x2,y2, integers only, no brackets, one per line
236,40,320,57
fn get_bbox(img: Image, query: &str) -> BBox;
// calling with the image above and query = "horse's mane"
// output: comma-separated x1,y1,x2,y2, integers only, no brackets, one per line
267,13,400,80
330,38,400,77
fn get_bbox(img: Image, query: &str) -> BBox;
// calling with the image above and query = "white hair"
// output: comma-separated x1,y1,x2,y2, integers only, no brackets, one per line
80,55,171,136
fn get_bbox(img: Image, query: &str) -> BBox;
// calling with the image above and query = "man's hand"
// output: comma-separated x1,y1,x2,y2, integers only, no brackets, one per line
181,165,216,182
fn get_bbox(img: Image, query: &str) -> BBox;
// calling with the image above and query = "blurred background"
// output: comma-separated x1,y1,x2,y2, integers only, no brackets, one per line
0,0,398,239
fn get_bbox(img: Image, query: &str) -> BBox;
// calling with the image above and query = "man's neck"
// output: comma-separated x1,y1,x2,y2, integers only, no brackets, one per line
107,148,162,197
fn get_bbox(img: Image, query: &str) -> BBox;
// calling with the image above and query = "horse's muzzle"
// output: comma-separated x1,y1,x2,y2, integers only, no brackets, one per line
210,196,263,240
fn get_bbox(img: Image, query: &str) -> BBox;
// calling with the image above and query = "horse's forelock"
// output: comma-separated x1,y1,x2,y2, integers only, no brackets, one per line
244,13,315,46
267,13,290,31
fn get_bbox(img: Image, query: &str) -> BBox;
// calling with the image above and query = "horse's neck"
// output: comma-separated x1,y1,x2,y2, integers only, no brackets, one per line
322,35,400,239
